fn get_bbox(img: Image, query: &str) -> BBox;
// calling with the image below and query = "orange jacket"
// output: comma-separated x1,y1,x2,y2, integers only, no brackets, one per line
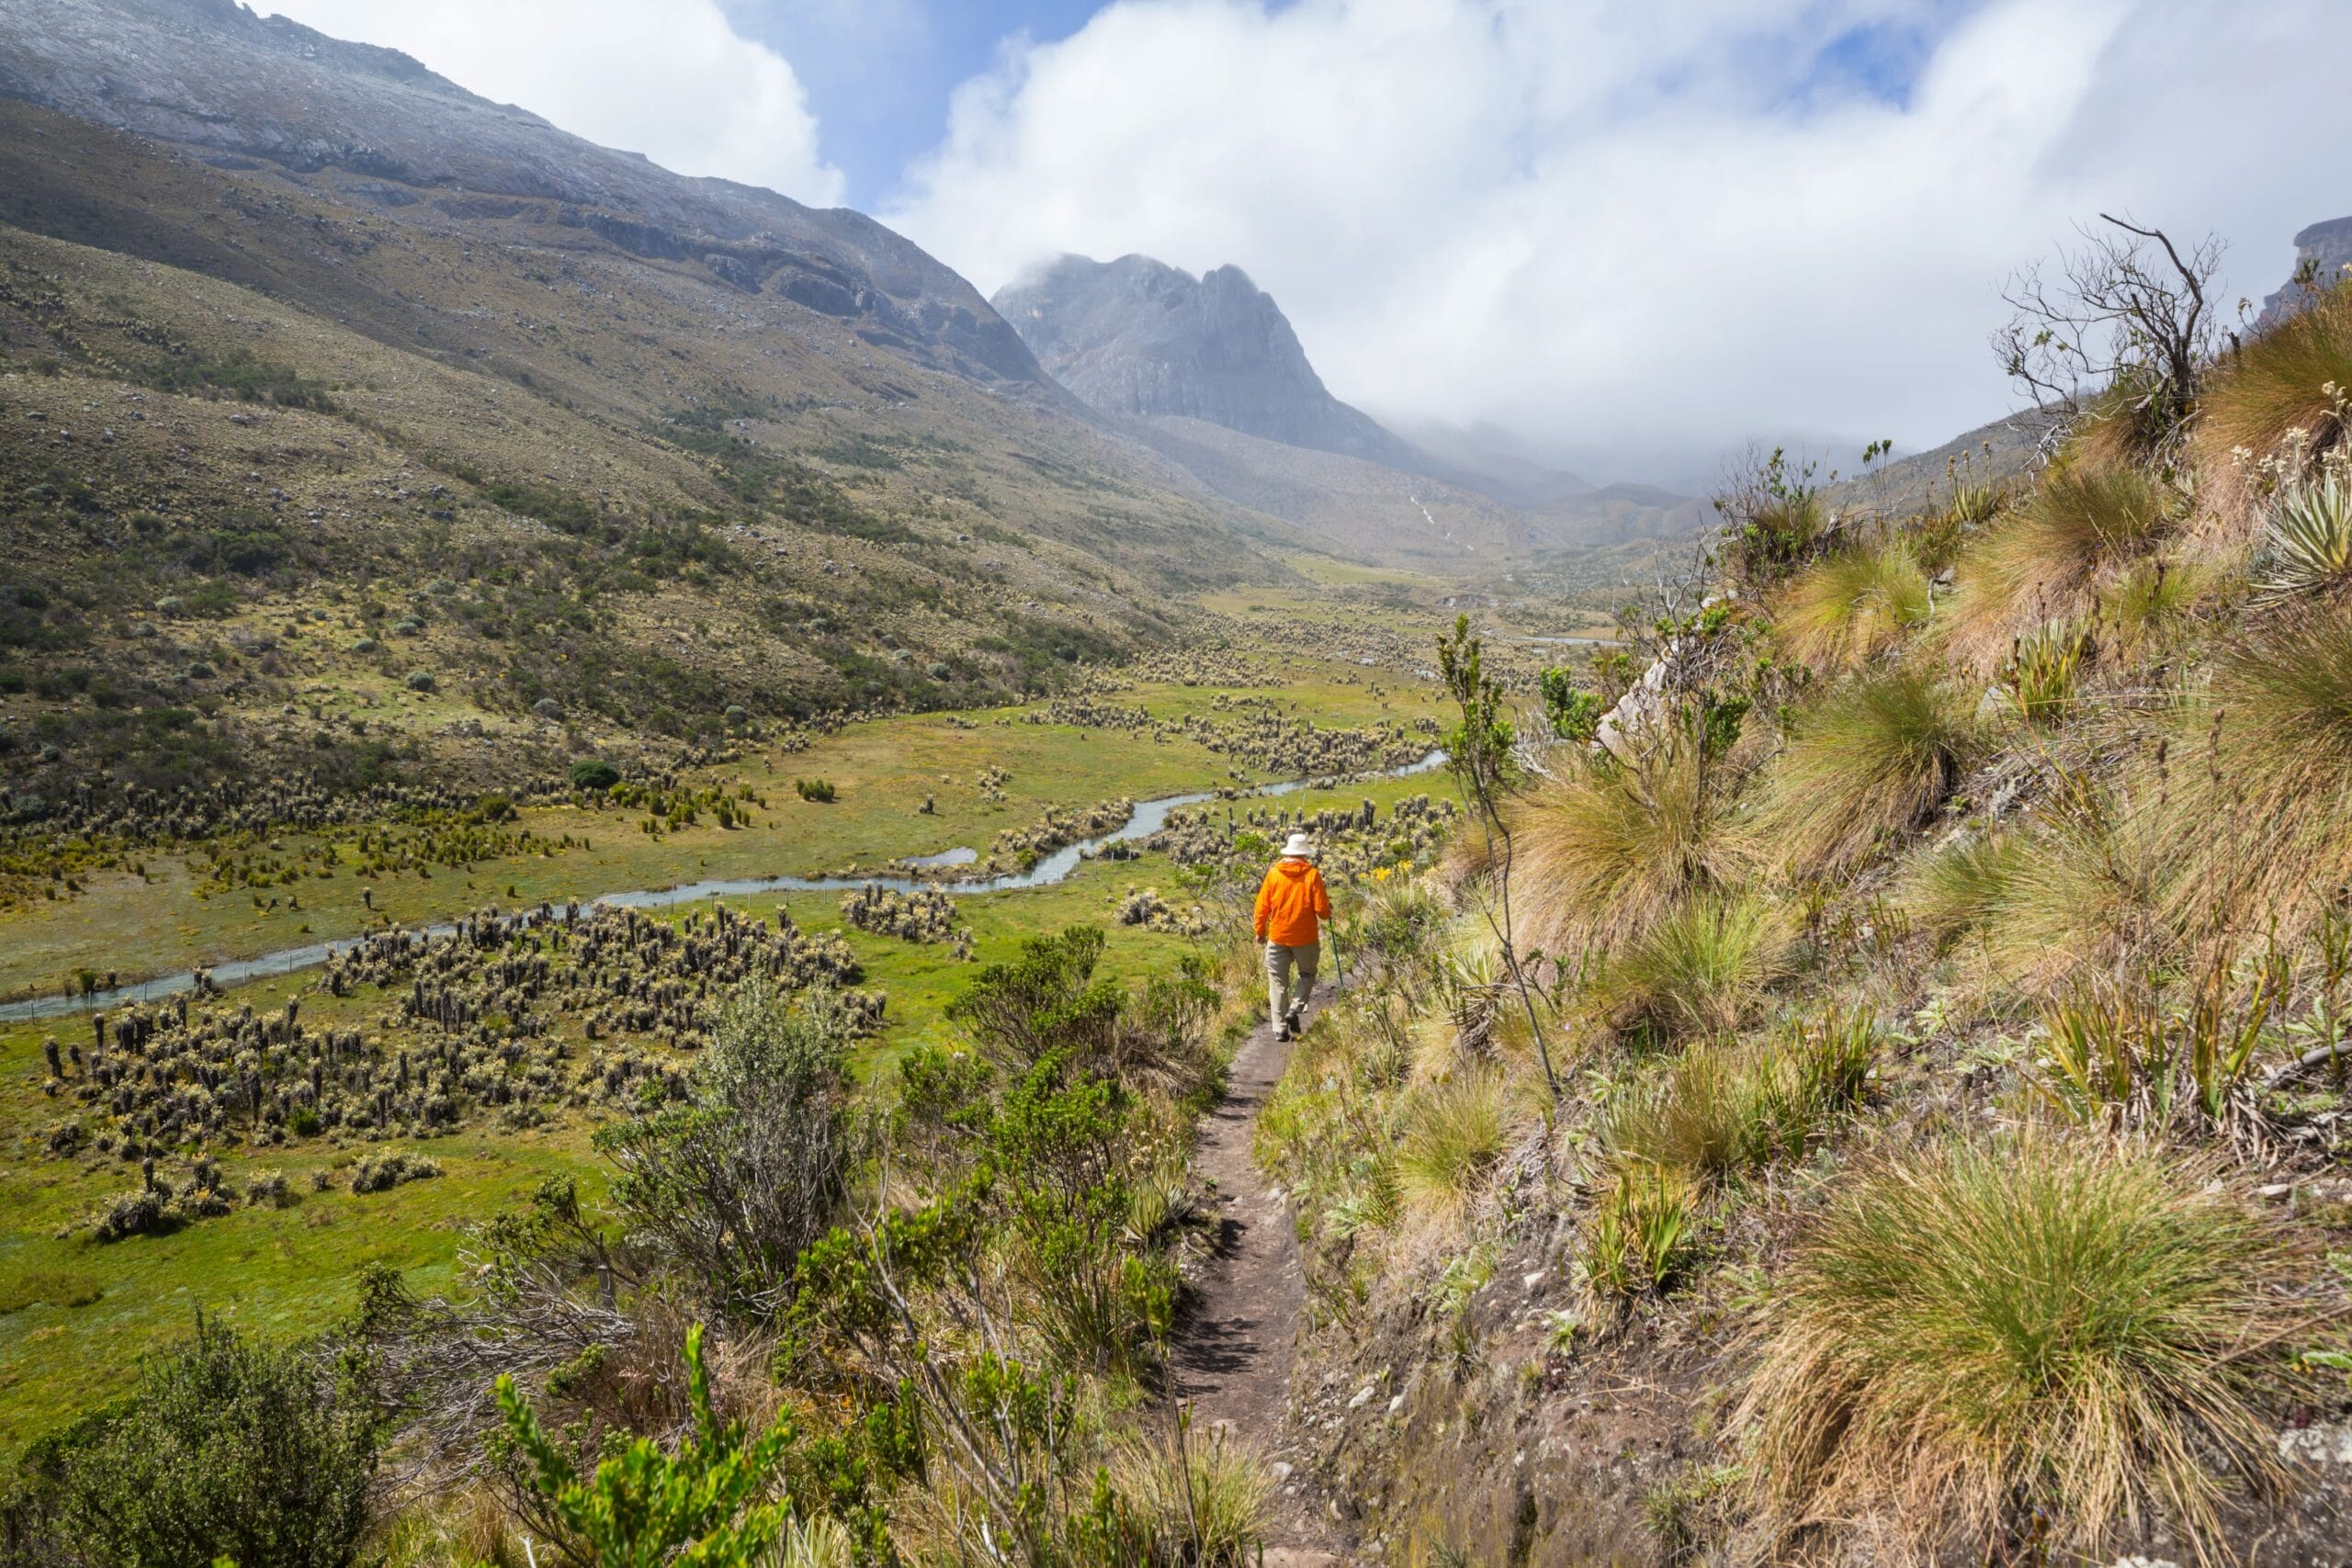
1254,858,1331,946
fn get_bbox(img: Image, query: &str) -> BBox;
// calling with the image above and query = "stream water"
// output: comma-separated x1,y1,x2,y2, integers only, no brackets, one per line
3,750,1448,1024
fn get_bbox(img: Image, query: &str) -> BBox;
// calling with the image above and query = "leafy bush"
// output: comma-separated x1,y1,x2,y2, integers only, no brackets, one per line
496,1322,794,1568
595,979,854,1318
795,777,837,803
569,759,622,792
403,670,436,693
1538,667,1604,741
1740,1138,2304,1561
944,925,1123,1074
40,1314,379,1568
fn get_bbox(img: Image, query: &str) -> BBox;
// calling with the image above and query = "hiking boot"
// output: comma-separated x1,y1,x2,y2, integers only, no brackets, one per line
1272,1017,1292,1042
1285,1006,1305,1036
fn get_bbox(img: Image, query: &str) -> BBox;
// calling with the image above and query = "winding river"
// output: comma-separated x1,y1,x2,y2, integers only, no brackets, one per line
3,750,1448,1024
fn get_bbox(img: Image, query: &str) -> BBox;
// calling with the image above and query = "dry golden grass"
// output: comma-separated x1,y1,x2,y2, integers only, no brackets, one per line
1943,458,2173,671
2158,598,2352,945
2195,283,2352,530
1771,536,1932,671
1394,1064,1514,1219
1740,1136,2304,1564
1754,665,1980,877
1507,741,1742,962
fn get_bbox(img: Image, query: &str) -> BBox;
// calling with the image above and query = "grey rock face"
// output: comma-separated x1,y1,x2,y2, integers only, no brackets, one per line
2255,216,2352,333
0,0,1046,388
995,254,1422,467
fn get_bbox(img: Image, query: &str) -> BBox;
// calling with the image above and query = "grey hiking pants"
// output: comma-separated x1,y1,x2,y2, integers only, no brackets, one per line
1265,940,1319,1022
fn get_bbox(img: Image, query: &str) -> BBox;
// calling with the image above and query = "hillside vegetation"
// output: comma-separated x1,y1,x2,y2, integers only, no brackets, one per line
0,96,1311,829
1252,272,2352,1564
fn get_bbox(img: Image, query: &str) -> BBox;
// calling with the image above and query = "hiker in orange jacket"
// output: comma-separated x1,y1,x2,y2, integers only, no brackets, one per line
1254,831,1332,1041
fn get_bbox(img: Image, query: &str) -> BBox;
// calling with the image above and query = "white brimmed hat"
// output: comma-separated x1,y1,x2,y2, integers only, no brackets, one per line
1283,832,1315,857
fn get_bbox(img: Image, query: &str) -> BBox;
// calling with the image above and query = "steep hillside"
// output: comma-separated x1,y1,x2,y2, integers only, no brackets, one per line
0,2,1321,819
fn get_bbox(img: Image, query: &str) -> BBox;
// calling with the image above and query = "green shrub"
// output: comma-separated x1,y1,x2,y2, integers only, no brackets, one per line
43,1314,379,1568
568,759,621,792
795,777,837,803
1741,1137,2304,1561
495,1323,792,1568
595,979,854,1317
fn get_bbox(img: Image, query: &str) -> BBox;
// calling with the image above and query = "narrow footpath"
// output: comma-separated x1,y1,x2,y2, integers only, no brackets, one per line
1170,979,1353,1565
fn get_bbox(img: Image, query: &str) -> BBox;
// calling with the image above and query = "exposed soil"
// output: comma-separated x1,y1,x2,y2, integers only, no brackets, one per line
1172,973,1354,1564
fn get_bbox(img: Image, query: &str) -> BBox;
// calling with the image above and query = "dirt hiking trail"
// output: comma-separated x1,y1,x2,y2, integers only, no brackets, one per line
1171,976,1355,1565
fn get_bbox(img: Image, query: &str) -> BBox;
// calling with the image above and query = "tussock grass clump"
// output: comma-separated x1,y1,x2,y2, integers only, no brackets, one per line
1742,1137,2303,1561
1395,1066,1512,1218
1947,460,2171,668
1601,1011,1880,1181
1986,795,2166,991
2197,282,2352,477
1112,1425,1275,1565
2163,599,2352,942
1758,667,1978,875
1772,537,1932,671
1510,742,1738,960
1905,829,2027,945
1595,894,1787,1042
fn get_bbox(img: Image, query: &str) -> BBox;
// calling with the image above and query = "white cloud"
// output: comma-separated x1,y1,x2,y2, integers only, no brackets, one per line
888,0,2352,487
263,0,844,208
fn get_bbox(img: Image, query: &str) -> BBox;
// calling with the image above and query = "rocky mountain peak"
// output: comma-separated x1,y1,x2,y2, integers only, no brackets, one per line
993,253,1420,468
